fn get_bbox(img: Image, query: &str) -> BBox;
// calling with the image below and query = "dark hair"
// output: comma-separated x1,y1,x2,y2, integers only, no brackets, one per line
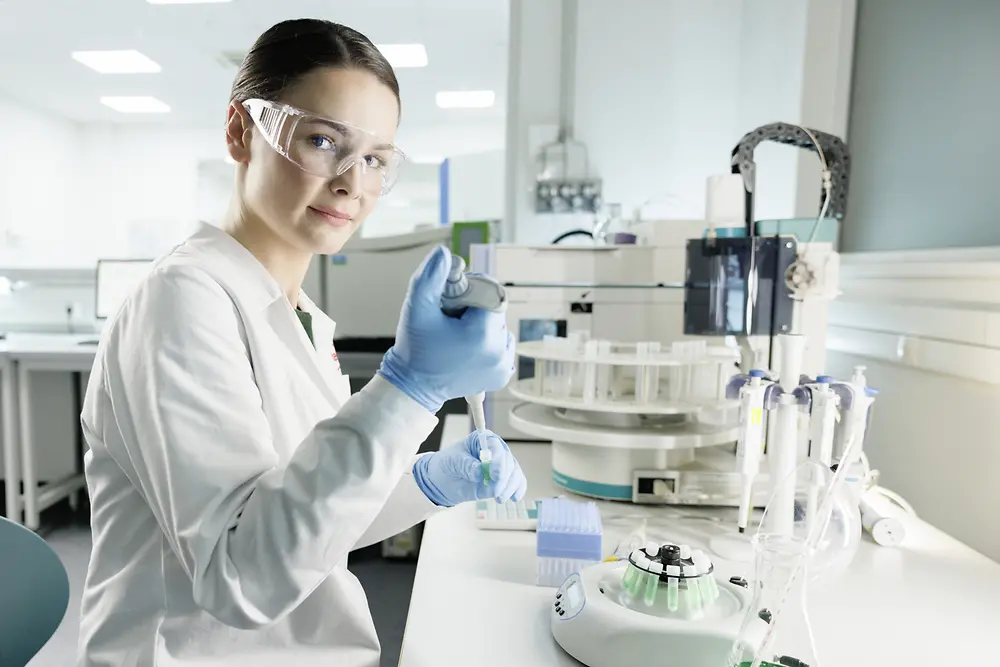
230,19,400,111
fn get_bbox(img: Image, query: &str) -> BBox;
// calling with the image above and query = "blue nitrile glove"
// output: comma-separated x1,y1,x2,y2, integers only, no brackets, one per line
412,429,528,507
378,246,515,413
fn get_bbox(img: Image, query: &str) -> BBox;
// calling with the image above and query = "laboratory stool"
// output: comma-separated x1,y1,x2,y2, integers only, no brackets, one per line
0,516,70,667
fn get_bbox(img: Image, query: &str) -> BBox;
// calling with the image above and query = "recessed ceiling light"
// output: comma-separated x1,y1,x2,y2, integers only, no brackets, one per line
376,44,428,68
147,0,232,4
72,50,161,74
435,90,495,109
100,96,171,113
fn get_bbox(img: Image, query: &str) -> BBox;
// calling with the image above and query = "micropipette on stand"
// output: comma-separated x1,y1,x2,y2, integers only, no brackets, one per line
732,370,771,534
439,253,509,485
803,376,839,530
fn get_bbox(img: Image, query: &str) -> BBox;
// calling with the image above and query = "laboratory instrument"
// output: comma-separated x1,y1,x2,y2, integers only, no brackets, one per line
550,541,751,667
731,370,773,533
315,222,493,346
478,229,839,511
536,498,603,587
439,252,509,481
511,337,764,508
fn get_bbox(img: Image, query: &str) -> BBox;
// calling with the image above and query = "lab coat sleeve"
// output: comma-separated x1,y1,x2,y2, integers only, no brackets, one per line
353,454,444,551
103,264,438,629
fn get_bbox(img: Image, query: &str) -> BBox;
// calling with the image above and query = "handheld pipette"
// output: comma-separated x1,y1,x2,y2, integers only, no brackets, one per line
466,391,491,482
804,377,839,529
439,252,509,485
735,370,770,533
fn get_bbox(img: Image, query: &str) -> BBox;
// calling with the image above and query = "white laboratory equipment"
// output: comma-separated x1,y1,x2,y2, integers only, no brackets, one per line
550,542,751,667
509,336,771,509
469,219,711,441
317,223,494,344
319,226,452,342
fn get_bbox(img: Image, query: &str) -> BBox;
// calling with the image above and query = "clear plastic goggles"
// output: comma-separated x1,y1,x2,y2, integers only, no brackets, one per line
243,98,405,196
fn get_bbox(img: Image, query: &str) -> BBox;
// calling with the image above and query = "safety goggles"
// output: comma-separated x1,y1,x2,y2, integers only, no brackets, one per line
242,98,406,196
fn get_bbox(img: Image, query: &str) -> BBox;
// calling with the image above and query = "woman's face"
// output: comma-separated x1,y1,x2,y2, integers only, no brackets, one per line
229,67,400,255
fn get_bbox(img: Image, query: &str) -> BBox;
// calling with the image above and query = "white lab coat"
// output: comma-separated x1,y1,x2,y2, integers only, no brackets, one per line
78,223,443,667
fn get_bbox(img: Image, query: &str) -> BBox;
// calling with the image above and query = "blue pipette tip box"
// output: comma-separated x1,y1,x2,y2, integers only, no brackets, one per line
535,498,603,560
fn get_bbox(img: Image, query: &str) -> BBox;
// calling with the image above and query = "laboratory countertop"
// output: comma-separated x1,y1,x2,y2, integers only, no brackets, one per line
0,332,101,365
399,414,1000,666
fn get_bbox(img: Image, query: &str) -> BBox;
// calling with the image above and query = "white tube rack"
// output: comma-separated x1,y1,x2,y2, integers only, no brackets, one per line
516,337,739,413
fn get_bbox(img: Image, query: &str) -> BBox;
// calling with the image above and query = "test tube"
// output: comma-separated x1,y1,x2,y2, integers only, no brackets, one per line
567,333,583,396
666,565,680,612
644,562,663,606
634,342,650,404
668,342,683,401
647,341,662,401
582,339,599,403
595,340,612,402
543,335,562,397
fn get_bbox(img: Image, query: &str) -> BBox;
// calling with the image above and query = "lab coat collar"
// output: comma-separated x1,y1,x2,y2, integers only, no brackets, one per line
296,291,337,340
185,223,348,409
186,222,287,312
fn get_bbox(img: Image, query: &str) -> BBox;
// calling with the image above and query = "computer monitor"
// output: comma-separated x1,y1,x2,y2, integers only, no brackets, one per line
95,259,154,320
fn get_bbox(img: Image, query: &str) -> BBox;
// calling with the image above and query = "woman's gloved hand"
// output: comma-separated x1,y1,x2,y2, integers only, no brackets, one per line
378,246,514,413
412,430,527,507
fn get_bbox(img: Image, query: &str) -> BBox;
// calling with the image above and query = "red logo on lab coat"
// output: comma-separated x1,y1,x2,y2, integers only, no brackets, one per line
331,346,341,372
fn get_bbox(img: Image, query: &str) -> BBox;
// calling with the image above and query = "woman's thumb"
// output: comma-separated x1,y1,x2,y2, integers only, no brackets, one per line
407,245,452,309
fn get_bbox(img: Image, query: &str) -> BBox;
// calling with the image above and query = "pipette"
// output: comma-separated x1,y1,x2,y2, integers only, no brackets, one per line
467,391,491,482
734,370,770,533
438,252,509,485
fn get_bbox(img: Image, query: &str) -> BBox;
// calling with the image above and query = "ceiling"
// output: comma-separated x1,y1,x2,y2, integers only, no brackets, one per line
0,0,509,134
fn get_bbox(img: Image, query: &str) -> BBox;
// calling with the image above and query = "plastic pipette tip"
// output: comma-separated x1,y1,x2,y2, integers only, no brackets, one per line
476,431,492,485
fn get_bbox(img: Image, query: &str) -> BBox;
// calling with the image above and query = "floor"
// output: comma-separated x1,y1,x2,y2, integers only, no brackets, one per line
27,503,419,667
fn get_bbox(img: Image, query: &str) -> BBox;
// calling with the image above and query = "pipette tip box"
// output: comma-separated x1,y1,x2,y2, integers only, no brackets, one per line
535,498,603,586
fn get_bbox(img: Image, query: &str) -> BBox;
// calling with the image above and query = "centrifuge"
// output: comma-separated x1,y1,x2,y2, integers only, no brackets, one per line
550,542,751,667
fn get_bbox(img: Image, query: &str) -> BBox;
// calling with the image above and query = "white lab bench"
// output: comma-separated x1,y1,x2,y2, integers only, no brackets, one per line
399,414,1000,666
2,333,98,529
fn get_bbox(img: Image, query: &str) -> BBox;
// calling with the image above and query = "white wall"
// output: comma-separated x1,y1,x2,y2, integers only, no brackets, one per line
447,150,505,224
574,1,743,221
0,91,502,267
0,96,81,264
0,112,219,268
733,0,809,222
826,249,1000,560
505,0,856,243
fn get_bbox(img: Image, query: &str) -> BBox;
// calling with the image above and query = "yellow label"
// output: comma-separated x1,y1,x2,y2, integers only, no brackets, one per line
751,408,762,425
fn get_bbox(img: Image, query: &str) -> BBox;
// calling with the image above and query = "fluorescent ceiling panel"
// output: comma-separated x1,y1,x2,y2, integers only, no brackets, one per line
100,96,171,113
72,50,161,74
435,90,495,109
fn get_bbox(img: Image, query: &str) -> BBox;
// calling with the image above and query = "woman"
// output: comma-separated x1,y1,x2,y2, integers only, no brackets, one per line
77,18,526,667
